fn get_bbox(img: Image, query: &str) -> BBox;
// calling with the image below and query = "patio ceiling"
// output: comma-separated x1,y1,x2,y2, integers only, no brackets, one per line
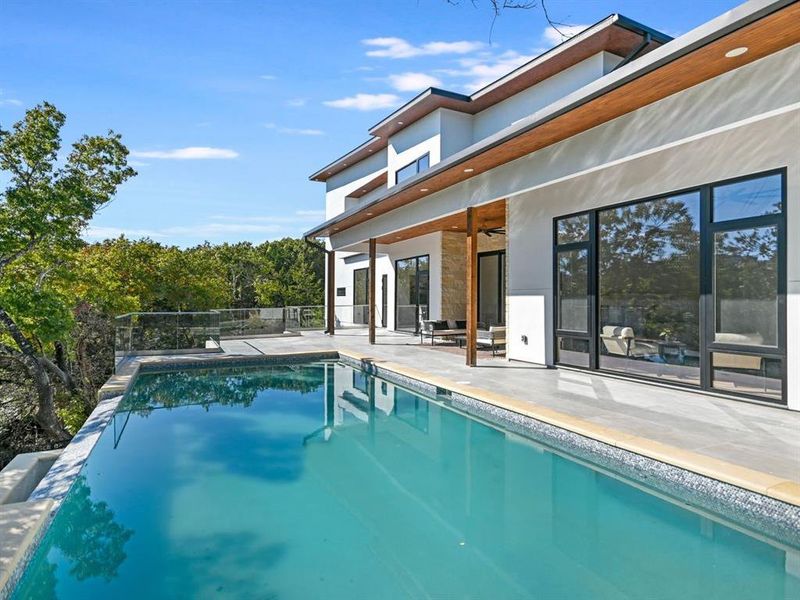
306,0,800,241
374,199,506,244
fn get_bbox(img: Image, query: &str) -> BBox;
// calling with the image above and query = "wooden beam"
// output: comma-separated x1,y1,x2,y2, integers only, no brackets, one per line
368,238,376,345
465,207,477,367
326,250,335,335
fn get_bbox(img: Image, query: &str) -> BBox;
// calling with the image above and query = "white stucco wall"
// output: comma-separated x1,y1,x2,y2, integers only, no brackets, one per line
332,232,443,331
325,151,387,219
328,44,799,408
387,111,442,189
471,52,619,142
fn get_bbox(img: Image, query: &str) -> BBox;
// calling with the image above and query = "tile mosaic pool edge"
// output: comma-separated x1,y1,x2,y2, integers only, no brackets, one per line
337,353,800,548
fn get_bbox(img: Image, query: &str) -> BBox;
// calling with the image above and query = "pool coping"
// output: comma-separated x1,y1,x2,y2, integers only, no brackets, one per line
2,347,798,598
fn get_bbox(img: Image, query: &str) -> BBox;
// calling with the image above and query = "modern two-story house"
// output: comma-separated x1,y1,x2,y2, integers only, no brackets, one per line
306,0,799,410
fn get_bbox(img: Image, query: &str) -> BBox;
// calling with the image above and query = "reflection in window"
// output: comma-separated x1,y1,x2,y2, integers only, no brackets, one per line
598,192,701,386
396,153,430,184
393,388,429,433
714,226,778,347
711,353,782,402
557,249,588,332
713,173,782,222
556,337,590,368
557,214,590,244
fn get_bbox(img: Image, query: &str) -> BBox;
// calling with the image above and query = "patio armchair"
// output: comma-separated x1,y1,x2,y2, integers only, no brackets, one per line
476,326,506,356
420,320,466,345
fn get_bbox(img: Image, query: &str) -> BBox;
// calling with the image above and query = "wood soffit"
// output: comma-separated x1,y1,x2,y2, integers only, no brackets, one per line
311,3,800,241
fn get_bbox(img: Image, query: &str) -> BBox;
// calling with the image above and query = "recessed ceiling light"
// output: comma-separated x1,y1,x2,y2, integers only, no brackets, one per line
333,227,339,231
397,121,404,125
451,225,458,229
725,47,748,58
464,168,474,173
395,236,401,240
420,188,429,192
366,212,373,216
343,163,347,166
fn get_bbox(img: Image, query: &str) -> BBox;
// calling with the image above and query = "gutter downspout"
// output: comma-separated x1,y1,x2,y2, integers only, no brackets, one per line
612,32,652,71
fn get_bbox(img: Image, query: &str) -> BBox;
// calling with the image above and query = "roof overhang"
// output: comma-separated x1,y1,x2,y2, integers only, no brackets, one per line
306,0,800,240
309,13,671,183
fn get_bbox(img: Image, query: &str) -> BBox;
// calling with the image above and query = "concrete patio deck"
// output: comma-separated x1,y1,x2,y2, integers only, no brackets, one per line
221,329,800,486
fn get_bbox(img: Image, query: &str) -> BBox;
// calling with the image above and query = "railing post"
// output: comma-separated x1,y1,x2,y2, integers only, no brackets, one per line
369,238,376,345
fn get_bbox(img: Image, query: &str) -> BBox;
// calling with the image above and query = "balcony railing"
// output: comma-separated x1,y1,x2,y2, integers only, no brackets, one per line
114,311,222,364
114,304,391,367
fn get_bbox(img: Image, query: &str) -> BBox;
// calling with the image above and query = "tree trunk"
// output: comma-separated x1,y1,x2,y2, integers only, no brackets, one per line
0,307,69,441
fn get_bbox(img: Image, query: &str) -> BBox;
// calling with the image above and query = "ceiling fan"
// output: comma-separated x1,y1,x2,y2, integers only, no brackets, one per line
479,227,506,237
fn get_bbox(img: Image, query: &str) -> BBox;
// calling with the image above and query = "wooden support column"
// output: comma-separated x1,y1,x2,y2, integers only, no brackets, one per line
466,207,478,367
326,250,335,335
368,238,377,345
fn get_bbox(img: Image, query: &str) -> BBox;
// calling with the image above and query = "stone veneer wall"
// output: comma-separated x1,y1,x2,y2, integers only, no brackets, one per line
440,231,467,320
440,229,507,321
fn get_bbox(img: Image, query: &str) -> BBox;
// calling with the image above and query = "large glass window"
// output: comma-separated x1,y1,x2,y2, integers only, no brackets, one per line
598,192,701,386
478,251,505,326
395,255,429,333
553,171,786,404
557,249,589,333
395,153,430,184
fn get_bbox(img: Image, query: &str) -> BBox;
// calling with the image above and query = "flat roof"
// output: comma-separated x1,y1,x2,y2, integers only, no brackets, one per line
305,0,799,239
309,13,671,182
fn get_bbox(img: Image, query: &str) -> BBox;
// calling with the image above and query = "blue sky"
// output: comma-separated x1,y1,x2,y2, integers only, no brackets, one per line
1,0,741,247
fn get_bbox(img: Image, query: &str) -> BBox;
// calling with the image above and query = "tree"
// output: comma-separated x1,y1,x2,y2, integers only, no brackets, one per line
254,238,324,307
0,103,135,440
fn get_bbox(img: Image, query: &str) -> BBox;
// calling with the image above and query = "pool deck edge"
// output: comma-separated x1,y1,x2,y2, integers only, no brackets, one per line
335,349,800,508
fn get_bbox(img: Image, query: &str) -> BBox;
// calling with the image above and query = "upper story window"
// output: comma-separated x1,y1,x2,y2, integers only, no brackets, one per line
395,153,430,185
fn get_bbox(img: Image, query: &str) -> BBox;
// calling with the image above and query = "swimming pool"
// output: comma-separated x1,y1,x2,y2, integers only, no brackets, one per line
13,361,800,598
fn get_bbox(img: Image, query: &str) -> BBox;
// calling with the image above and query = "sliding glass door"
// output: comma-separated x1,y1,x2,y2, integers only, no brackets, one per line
553,170,786,404
478,251,505,326
395,255,429,333
598,191,701,386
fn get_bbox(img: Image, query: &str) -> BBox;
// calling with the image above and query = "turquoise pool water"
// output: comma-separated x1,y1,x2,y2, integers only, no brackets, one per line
14,362,799,599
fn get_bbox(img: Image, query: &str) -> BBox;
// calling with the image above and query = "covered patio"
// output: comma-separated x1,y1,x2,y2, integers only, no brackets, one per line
324,199,508,366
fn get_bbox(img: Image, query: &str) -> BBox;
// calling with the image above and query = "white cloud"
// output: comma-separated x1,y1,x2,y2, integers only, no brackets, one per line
286,98,307,107
387,72,442,92
362,37,484,59
264,123,324,135
279,127,324,136
128,160,150,167
0,98,23,107
84,211,325,243
323,93,401,111
259,74,277,80
84,226,167,240
542,24,590,46
130,147,239,160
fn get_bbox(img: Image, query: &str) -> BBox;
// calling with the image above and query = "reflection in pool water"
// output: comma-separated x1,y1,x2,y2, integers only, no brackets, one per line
13,362,800,599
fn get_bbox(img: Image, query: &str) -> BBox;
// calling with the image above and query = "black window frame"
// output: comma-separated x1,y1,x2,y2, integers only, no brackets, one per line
336,287,346,297
552,168,787,405
394,253,430,334
478,250,506,326
395,152,430,185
